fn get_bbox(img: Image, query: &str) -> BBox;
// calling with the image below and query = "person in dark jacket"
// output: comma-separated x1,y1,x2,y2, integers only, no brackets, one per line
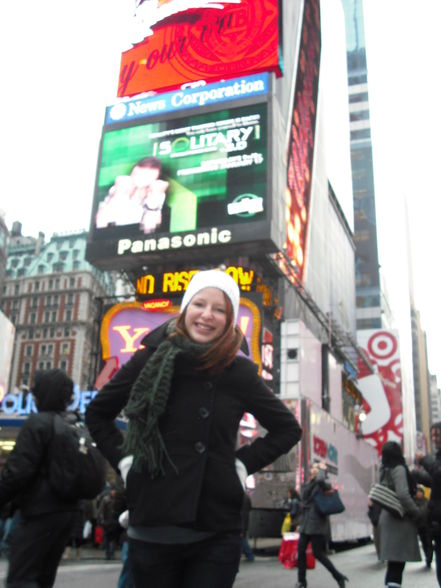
295,461,348,588
415,421,441,586
379,441,423,588
0,369,79,587
86,269,302,588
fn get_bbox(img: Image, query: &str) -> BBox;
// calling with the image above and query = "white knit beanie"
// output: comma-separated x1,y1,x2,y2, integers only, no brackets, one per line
180,270,240,324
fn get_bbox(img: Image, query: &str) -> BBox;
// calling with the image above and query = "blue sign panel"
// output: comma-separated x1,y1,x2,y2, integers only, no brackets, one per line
105,73,269,126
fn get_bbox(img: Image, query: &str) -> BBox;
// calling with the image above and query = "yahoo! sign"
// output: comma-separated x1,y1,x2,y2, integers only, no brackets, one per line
0,385,98,417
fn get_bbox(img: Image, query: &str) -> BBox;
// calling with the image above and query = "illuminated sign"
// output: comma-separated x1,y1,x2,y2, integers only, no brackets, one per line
284,0,321,283
1,387,98,416
118,0,281,97
136,266,255,296
106,74,268,125
86,103,270,268
96,297,262,387
142,299,172,310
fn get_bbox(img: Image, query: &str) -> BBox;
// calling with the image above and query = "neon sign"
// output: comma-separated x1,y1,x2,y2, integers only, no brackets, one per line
136,266,255,296
1,386,98,417
96,297,262,388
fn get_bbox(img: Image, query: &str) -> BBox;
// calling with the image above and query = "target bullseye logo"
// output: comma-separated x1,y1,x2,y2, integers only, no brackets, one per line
367,331,398,360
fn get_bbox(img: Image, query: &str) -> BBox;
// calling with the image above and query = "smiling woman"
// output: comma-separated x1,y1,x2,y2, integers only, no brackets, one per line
85,268,302,588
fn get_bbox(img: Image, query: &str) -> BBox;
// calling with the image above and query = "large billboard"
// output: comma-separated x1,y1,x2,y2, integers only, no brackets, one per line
119,0,281,97
86,102,274,269
283,0,321,284
357,329,403,455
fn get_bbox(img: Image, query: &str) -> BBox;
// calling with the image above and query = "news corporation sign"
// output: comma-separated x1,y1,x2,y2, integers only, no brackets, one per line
105,73,269,126
0,385,97,417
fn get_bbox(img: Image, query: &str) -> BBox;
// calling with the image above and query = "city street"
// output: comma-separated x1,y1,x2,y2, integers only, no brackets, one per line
0,542,437,587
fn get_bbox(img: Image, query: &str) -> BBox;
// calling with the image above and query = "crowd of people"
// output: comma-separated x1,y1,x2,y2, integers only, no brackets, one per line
0,269,441,588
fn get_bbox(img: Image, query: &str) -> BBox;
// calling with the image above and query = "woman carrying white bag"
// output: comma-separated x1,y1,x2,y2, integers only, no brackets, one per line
377,441,426,588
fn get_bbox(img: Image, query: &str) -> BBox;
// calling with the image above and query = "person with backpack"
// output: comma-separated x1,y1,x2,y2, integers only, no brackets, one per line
86,269,302,588
0,369,80,587
295,461,348,588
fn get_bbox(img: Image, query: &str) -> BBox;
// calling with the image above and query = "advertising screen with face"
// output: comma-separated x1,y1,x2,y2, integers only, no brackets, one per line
87,103,269,266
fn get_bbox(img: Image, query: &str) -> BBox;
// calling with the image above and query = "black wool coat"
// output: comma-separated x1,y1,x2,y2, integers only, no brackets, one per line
0,412,78,517
86,324,302,533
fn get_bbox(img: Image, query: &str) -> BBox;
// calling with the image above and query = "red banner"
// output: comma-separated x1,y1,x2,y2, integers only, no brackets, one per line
118,0,281,97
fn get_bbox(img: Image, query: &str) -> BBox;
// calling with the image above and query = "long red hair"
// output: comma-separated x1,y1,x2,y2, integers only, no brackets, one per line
174,292,243,372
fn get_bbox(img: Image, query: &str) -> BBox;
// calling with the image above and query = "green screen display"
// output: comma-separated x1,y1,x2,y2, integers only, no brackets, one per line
91,103,268,239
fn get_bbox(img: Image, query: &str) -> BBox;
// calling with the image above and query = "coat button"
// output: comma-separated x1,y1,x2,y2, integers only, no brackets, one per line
198,407,210,419
204,382,214,391
194,441,206,454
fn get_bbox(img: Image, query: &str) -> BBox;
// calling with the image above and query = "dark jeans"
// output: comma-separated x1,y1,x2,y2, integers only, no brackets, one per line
419,526,434,565
385,560,405,585
297,532,344,584
7,510,75,588
434,533,441,586
129,532,242,588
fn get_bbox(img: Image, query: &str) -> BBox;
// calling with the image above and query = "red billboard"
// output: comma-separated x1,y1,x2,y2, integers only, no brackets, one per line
357,330,403,456
284,0,321,284
118,0,281,97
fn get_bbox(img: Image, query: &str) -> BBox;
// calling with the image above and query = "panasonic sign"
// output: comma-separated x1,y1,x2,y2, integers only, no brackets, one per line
105,73,269,125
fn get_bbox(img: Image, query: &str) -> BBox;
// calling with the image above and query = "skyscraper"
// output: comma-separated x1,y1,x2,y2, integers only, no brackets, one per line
341,0,381,330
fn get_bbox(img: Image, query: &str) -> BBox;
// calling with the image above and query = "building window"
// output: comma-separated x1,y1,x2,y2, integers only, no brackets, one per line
49,279,53,289
24,362,30,374
14,284,20,295
46,361,51,369
35,281,40,291
49,328,55,338
44,311,50,322
51,311,57,322
60,360,68,371
61,343,70,355
55,278,60,289
48,344,54,354
26,346,32,356
38,361,44,369
64,327,70,337
29,329,34,339
43,328,48,338
30,312,36,324
66,309,72,322
69,277,75,288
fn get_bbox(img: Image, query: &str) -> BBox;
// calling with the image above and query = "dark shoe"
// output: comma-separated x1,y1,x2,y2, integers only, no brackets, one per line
337,576,348,588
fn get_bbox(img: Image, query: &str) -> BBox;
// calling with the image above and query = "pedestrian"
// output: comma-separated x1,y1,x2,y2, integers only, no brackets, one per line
415,421,441,586
86,269,302,588
241,493,255,562
284,487,301,531
295,461,348,588
0,369,79,587
378,440,424,588
97,487,119,560
413,484,433,567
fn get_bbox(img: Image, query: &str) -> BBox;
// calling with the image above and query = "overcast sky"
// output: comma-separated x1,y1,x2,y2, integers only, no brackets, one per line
1,0,440,384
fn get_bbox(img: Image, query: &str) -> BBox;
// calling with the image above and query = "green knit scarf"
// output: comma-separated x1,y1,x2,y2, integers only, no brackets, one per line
123,321,211,478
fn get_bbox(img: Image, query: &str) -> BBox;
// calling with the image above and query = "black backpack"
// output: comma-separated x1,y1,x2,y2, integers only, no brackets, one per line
47,413,106,501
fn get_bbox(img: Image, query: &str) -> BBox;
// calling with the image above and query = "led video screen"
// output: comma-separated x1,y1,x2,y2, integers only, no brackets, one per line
88,103,269,265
